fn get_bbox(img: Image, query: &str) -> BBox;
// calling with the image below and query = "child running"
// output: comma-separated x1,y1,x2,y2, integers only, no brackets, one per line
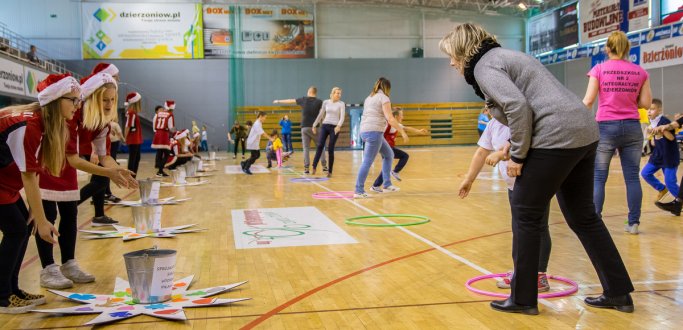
242,112,273,175
459,116,552,292
266,130,284,168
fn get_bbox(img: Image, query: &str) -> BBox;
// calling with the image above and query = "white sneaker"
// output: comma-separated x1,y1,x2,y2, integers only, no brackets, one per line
383,185,400,192
391,171,402,181
370,186,383,193
40,264,73,289
353,193,371,199
625,224,639,235
60,260,95,283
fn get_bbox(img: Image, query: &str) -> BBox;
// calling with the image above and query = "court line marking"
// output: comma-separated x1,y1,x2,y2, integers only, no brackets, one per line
580,279,683,288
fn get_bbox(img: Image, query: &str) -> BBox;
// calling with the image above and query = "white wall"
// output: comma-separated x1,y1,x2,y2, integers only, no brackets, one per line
1,1,525,60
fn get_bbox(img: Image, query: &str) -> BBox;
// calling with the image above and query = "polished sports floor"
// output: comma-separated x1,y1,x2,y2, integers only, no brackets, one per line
2,146,682,329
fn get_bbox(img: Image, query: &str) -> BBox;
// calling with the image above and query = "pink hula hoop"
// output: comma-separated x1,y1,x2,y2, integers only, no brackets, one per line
466,273,578,299
312,191,355,199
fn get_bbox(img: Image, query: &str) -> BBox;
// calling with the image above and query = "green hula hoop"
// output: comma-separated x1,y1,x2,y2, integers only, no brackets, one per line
345,214,430,227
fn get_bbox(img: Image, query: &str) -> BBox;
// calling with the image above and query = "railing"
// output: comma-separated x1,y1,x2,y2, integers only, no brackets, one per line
0,21,81,79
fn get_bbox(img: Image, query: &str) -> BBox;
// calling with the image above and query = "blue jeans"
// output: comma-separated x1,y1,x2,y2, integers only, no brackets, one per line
355,131,394,194
641,163,679,196
282,133,292,152
594,120,643,225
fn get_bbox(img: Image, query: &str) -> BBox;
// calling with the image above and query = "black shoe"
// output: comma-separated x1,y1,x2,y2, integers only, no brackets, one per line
655,199,682,216
105,195,122,203
304,168,310,175
490,298,539,315
240,161,246,169
156,171,169,177
91,216,119,227
245,169,253,175
584,294,634,313
323,166,329,172
267,164,272,169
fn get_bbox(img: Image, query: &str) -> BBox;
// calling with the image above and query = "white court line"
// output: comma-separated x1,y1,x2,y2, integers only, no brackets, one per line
580,279,683,288
295,169,560,311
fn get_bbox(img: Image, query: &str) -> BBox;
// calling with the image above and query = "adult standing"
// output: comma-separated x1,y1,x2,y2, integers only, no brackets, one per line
354,77,407,198
440,23,634,314
311,87,345,177
274,86,327,174
583,31,652,235
228,120,247,159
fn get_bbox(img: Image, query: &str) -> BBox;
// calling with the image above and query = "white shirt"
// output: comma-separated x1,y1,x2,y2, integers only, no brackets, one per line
246,120,265,150
361,91,390,133
478,119,515,189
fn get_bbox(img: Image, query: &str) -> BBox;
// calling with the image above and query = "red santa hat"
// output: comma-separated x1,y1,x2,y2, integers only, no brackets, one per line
91,62,119,77
124,92,141,107
164,100,176,110
36,73,81,107
80,73,117,99
174,129,189,140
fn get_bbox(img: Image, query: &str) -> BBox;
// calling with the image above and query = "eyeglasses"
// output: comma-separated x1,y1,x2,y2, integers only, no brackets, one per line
60,96,82,107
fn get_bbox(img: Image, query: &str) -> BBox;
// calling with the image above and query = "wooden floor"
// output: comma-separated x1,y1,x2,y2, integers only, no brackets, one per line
2,146,683,329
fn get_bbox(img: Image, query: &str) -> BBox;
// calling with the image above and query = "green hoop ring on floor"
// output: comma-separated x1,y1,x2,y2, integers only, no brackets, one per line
345,214,430,227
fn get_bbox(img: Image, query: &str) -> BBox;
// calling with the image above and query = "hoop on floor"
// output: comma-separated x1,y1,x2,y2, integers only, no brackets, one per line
465,273,578,299
312,191,355,199
345,214,430,227
290,177,329,183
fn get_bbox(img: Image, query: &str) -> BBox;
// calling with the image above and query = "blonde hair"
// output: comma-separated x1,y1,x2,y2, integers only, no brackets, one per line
330,87,342,99
371,77,391,97
439,23,498,68
392,107,402,118
82,83,118,131
606,31,630,60
0,102,68,176
128,101,141,113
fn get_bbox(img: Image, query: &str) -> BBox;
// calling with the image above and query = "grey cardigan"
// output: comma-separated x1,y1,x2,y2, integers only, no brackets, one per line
474,48,599,162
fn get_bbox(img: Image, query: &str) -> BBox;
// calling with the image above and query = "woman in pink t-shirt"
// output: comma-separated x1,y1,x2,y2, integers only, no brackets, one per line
583,31,652,234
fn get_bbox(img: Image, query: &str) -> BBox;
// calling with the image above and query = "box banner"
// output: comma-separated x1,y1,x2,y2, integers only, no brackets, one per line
579,0,631,44
528,3,579,56
24,66,49,98
82,2,203,59
203,4,315,58
628,0,650,32
640,36,683,69
590,44,641,66
0,57,25,96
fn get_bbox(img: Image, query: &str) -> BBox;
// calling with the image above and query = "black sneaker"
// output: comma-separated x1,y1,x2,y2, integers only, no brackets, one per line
156,172,169,177
91,216,118,227
304,168,310,175
655,199,682,216
245,168,253,175
323,166,329,172
105,195,122,203
240,161,246,169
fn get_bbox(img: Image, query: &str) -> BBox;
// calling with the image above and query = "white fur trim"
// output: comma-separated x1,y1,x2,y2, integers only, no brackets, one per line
151,144,171,149
127,93,141,104
81,73,117,99
40,188,80,201
37,76,81,106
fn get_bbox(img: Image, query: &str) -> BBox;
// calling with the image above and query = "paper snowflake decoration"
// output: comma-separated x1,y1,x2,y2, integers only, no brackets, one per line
111,197,191,207
33,275,249,325
161,179,209,187
80,224,205,241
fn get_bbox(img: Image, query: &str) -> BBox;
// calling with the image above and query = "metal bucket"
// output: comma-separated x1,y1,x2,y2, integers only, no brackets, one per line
138,179,159,204
170,168,186,184
197,159,204,172
184,160,197,177
132,205,162,234
123,247,177,304
209,151,216,160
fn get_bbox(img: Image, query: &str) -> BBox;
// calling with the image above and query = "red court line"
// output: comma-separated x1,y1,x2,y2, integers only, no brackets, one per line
20,189,137,271
239,212,656,329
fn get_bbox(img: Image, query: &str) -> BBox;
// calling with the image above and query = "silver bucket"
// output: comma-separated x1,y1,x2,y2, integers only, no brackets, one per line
138,179,159,204
209,151,216,160
132,205,162,234
170,168,186,184
184,160,197,177
123,247,177,304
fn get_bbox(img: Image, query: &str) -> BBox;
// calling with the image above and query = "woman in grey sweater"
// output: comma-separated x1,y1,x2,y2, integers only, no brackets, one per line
440,23,633,315
311,87,345,177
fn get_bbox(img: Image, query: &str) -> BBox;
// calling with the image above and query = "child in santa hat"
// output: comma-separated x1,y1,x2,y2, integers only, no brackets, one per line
152,100,176,177
124,92,143,176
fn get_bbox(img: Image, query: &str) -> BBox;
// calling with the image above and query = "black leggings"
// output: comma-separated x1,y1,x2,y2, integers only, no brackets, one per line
155,149,170,172
508,190,551,273
127,144,141,177
36,201,78,268
234,138,246,156
0,199,31,302
244,150,260,169
373,147,409,187
168,156,191,170
78,155,109,217
105,141,120,196
312,124,339,173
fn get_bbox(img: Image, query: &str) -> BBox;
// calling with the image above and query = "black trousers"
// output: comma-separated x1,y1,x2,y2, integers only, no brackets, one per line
510,142,633,306
245,150,260,169
155,149,170,172
127,144,141,177
0,199,31,301
168,156,191,170
78,155,109,217
234,138,246,156
36,201,78,268
105,141,120,196
313,124,339,173
373,147,409,187
508,190,551,273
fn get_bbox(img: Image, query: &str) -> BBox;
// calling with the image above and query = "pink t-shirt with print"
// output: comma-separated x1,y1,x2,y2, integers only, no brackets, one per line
587,59,648,122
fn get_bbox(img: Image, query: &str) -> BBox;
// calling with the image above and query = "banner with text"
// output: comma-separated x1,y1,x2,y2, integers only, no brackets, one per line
0,57,25,96
579,0,650,44
640,35,683,69
82,2,203,59
203,4,314,58
23,66,49,98
528,2,579,55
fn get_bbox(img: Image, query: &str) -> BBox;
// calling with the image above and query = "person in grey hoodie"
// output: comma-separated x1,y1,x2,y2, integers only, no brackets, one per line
439,23,633,315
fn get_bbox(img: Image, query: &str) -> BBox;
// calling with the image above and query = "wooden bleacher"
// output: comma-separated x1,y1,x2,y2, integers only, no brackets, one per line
236,102,485,148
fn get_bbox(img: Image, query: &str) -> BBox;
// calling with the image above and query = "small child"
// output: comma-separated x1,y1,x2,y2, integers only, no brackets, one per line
371,107,427,192
242,112,272,175
266,130,284,168
200,125,208,152
459,116,552,292
642,99,680,219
